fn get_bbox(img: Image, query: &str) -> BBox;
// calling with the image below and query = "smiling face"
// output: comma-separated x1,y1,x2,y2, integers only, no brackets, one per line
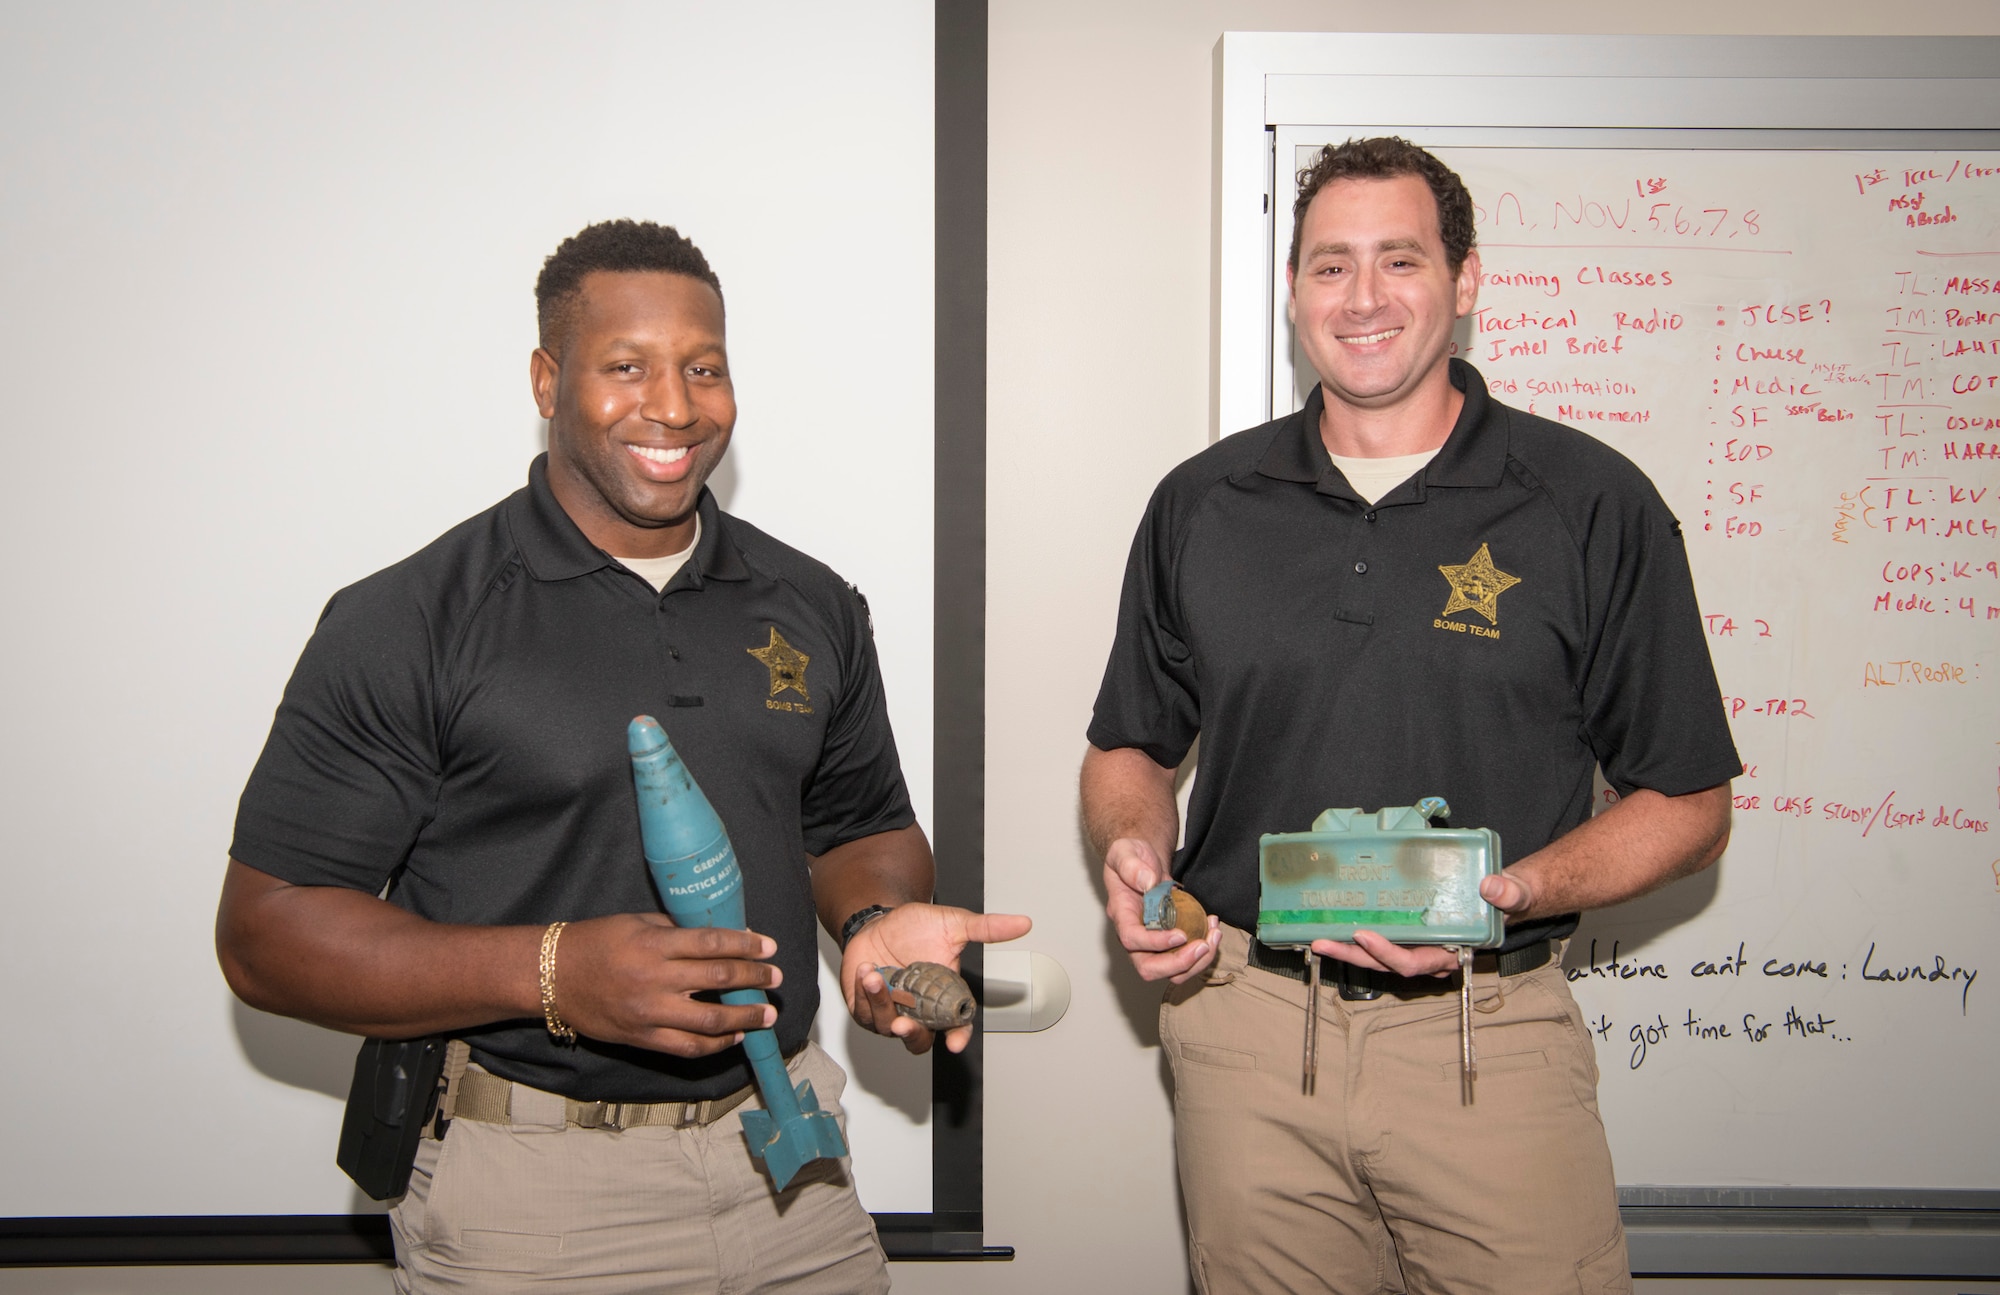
531,270,735,558
1287,174,1479,434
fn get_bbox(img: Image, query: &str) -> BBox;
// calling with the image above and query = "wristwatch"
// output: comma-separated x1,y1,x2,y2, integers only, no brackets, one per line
839,904,895,950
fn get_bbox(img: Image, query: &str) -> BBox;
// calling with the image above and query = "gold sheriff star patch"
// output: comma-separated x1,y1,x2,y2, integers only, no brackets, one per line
1437,543,1521,625
748,627,811,702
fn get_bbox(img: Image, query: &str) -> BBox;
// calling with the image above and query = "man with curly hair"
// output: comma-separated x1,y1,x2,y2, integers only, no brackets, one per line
1084,138,1739,1292
219,220,1026,1292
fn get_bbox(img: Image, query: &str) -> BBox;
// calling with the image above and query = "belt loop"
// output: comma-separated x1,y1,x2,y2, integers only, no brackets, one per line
677,1099,710,1129
1331,958,1383,1002
436,1039,471,1130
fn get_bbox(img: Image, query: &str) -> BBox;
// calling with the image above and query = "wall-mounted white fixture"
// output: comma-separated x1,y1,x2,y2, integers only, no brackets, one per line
980,950,1070,1032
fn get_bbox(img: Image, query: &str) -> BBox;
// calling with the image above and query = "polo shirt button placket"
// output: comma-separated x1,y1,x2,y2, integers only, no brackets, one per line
655,600,680,661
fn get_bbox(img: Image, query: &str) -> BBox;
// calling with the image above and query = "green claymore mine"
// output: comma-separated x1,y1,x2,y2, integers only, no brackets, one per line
1258,798,1503,1105
1257,797,1504,950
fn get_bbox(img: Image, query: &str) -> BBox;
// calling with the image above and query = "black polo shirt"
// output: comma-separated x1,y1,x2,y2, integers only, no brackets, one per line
1089,359,1740,952
231,455,914,1101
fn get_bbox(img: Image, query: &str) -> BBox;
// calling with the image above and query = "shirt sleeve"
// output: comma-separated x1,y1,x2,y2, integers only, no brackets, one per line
228,577,443,892
797,584,915,856
1577,484,1743,798
1086,481,1202,767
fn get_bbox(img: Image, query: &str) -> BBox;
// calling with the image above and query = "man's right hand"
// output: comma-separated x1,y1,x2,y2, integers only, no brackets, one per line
1103,837,1218,983
216,859,777,1054
552,912,779,1057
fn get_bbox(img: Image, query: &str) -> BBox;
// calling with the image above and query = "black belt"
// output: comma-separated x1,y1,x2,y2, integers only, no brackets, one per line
1248,938,1553,1001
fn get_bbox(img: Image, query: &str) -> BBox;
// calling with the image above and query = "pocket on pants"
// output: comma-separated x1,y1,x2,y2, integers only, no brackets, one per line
1575,1227,1632,1293
1430,1047,1549,1083
1159,978,1261,1075
1188,1240,1213,1294
1510,970,1609,1117
390,1131,448,1254
457,1228,562,1257
412,1121,570,1272
1176,1042,1259,1071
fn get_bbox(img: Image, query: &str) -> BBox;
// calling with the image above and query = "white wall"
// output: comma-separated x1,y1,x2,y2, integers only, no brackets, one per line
0,0,936,1221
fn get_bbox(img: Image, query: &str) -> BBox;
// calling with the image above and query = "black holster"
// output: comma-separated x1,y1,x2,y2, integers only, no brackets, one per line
335,1035,448,1201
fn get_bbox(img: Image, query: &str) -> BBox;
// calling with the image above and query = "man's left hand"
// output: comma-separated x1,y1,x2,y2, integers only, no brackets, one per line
842,904,1032,1055
1308,870,1535,976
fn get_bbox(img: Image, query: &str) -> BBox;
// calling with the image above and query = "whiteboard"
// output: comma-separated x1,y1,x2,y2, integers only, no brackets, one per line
0,3,937,1222
1266,136,2000,1190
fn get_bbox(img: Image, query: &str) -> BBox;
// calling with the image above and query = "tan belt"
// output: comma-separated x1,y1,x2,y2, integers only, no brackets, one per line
449,1065,757,1132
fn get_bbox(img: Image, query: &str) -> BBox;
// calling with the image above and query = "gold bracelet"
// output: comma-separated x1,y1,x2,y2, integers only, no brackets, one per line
539,921,577,1044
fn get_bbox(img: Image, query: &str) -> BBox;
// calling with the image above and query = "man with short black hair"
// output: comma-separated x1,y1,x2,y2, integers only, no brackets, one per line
1083,138,1739,1292
218,219,1026,1293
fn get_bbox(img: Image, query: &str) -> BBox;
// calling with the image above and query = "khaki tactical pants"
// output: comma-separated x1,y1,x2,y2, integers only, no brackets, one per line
389,1041,889,1294
1163,926,1631,1295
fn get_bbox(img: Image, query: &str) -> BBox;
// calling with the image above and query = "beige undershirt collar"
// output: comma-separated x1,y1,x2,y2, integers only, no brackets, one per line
614,517,703,592
1325,448,1442,506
